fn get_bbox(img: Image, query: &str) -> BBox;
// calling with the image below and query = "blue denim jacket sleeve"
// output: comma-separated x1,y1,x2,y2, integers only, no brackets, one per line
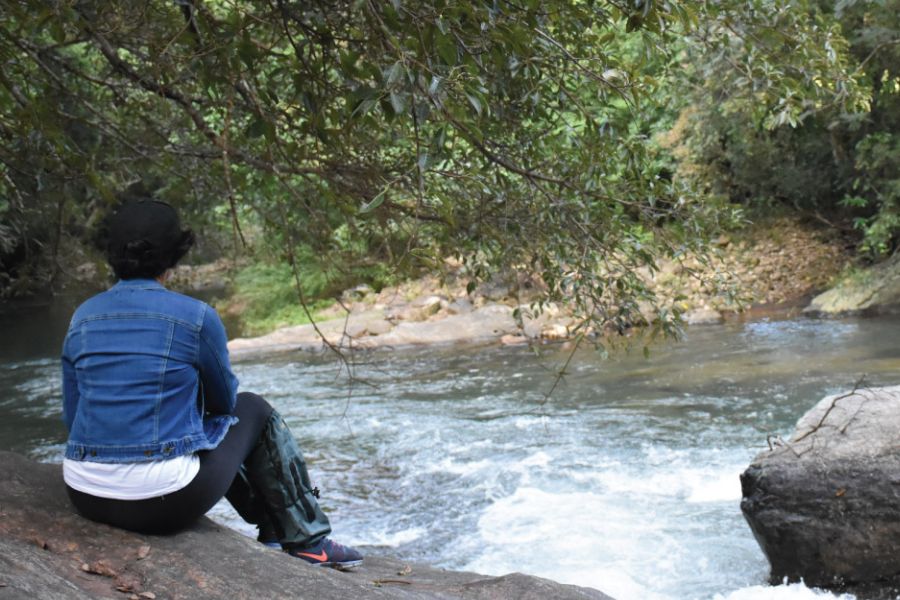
198,304,238,415
61,351,79,431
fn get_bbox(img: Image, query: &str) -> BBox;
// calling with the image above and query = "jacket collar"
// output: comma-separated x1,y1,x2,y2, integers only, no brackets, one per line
113,278,166,291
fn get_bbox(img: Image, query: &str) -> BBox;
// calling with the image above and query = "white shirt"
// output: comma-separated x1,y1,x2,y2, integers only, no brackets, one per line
63,454,200,500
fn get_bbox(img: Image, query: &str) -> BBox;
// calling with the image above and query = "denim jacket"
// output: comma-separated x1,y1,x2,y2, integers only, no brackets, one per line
62,279,239,463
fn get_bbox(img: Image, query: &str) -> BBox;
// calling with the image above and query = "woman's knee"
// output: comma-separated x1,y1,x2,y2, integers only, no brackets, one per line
235,391,274,422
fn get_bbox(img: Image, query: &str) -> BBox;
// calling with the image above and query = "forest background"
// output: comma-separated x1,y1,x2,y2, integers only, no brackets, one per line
1,0,898,338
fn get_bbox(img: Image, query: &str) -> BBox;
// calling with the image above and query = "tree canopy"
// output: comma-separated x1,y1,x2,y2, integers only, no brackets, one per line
0,0,886,335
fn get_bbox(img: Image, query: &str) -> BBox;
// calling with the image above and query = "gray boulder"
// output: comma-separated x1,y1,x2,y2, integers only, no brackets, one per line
805,254,900,316
0,451,613,600
740,385,900,590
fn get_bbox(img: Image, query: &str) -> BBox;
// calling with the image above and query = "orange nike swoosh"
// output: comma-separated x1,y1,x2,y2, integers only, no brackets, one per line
297,550,328,561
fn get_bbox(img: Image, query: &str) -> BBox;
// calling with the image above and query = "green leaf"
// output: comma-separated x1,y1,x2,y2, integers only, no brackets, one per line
431,127,446,149
49,21,66,44
351,97,379,119
245,117,267,139
626,15,642,32
465,92,482,116
389,92,407,115
428,75,442,96
360,187,389,213
386,61,405,86
596,344,610,360
238,33,256,68
436,32,457,65
339,50,359,76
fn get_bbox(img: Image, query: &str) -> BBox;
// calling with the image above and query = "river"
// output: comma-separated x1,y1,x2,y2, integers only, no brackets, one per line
2,298,899,600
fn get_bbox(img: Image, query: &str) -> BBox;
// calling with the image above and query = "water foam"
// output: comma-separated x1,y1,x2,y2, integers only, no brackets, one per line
686,470,744,503
351,526,426,548
713,581,856,600
465,486,682,599
464,483,856,600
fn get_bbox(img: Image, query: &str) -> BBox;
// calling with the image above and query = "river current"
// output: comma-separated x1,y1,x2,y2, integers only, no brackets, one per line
3,306,899,600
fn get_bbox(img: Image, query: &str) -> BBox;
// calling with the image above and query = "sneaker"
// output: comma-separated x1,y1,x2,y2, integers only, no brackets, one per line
260,540,282,549
285,537,364,570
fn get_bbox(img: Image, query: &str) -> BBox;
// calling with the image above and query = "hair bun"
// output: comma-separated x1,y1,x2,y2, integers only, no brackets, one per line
124,239,157,263
106,199,192,280
124,239,152,253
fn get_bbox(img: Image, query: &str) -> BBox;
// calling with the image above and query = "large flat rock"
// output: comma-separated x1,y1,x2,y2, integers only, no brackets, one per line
227,305,521,361
0,452,613,600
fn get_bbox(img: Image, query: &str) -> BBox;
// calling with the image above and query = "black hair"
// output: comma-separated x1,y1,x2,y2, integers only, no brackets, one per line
105,200,195,280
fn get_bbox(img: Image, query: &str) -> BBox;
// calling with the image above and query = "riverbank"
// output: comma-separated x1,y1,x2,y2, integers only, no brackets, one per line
42,214,885,362
226,216,854,360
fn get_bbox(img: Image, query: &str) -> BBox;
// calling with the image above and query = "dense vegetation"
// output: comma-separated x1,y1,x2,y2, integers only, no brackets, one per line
0,1,895,334
669,0,899,256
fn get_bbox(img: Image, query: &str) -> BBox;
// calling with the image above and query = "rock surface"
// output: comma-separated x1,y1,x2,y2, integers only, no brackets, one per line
740,386,900,591
227,304,530,360
0,452,613,600
805,253,900,316
683,308,724,325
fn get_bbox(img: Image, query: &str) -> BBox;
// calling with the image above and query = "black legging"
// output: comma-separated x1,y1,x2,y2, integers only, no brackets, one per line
66,392,273,534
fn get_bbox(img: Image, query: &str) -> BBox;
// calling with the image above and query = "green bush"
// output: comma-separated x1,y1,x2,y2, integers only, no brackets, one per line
226,262,331,336
664,0,900,256
226,240,398,336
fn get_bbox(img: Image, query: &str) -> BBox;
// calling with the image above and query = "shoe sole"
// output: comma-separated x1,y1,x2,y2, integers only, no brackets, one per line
318,560,363,571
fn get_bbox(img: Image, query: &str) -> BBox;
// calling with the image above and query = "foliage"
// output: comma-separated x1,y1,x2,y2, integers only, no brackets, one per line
0,1,869,333
224,262,331,336
667,0,899,256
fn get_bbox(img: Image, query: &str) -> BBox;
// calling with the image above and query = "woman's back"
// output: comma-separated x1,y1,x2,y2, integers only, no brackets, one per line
62,278,237,463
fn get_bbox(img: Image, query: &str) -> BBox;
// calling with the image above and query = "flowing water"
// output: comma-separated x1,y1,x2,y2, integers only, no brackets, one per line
3,300,899,600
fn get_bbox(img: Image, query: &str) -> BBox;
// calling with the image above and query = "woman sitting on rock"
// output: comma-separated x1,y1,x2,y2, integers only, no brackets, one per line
61,199,362,570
